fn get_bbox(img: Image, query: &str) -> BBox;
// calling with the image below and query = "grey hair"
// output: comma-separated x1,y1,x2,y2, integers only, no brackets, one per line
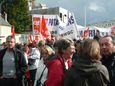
6,35,16,42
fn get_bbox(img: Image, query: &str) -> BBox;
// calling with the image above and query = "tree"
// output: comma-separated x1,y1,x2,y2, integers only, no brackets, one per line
1,0,32,33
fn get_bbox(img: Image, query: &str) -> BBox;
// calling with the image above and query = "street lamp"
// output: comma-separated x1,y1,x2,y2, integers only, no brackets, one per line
84,7,87,28
84,7,92,27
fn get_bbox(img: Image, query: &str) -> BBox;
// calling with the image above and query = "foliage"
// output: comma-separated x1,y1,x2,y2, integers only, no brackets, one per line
1,0,32,33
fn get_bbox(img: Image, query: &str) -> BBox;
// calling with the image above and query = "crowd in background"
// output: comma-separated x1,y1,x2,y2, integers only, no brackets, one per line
0,30,114,86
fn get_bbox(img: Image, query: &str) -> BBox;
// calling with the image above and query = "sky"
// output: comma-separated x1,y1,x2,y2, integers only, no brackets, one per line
36,0,115,26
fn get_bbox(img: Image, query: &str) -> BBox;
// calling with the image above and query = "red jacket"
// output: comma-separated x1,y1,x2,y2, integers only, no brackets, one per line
45,55,72,86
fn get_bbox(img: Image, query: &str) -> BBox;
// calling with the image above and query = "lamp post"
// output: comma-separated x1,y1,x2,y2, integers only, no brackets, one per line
84,7,87,28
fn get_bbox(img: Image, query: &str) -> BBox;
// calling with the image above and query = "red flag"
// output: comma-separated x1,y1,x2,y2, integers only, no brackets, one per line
11,25,15,36
40,16,51,39
83,27,90,37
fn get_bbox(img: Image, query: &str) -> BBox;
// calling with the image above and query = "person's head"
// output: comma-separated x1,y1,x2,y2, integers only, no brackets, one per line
41,45,55,61
38,40,46,48
1,42,6,49
75,40,82,50
22,44,29,54
111,26,115,35
80,39,101,60
15,43,22,51
46,35,56,46
6,35,16,49
53,39,62,54
57,38,75,60
99,36,115,56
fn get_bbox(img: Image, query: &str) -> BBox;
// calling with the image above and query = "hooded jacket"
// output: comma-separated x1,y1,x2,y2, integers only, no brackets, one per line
64,55,110,86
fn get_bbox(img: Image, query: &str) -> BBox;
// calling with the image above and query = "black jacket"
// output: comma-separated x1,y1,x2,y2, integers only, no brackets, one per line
0,48,28,79
101,52,115,86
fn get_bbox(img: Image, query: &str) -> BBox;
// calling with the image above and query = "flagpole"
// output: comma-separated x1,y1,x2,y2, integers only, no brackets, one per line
32,15,34,36
38,15,42,39
72,12,80,40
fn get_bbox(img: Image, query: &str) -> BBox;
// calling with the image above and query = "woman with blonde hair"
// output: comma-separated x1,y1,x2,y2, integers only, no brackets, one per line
34,45,55,86
64,39,110,86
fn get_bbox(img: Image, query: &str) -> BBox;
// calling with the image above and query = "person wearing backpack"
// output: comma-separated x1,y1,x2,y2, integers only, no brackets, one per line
64,39,110,86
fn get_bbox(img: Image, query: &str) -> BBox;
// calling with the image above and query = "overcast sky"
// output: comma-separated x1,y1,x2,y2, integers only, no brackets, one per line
36,0,115,26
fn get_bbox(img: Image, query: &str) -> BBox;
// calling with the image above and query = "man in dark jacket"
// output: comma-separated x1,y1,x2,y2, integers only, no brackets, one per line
0,35,28,86
100,35,115,86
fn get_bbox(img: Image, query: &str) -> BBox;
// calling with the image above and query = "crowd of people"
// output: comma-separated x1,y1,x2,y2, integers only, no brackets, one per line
0,32,114,86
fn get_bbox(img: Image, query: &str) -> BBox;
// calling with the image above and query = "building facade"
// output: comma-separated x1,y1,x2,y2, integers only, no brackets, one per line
30,4,73,23
0,15,11,44
87,19,115,28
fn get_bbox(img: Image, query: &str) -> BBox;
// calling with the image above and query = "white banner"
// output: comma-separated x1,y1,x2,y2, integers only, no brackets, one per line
78,27,111,39
32,14,78,39
57,14,78,39
32,15,59,35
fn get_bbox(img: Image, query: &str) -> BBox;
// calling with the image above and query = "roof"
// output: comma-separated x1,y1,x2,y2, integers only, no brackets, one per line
30,7,67,15
0,15,10,26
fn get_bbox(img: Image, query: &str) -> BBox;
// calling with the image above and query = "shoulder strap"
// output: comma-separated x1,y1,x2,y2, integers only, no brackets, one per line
38,66,46,81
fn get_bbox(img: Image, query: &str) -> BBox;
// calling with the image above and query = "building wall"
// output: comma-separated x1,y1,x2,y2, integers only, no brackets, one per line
0,25,11,44
87,19,115,28
30,7,72,23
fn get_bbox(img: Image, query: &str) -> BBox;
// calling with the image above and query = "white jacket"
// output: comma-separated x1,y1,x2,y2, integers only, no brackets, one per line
28,48,40,70
34,58,48,86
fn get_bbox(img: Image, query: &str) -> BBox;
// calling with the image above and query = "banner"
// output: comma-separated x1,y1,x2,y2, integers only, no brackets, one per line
32,14,78,39
32,15,58,35
32,17,40,35
57,14,78,39
78,26,111,39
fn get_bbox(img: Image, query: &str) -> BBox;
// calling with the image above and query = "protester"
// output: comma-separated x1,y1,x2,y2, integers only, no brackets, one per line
64,39,110,86
111,26,115,35
72,39,81,64
22,43,29,64
0,35,28,86
45,34,56,49
22,44,32,86
93,30,101,41
28,43,41,85
34,45,55,86
0,42,6,50
99,35,115,86
45,38,74,86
